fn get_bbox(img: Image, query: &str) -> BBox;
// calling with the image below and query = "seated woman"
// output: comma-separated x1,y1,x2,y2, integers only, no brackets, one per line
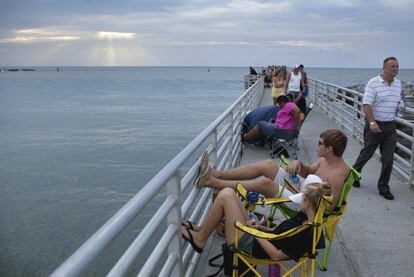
242,95,301,145
181,183,330,261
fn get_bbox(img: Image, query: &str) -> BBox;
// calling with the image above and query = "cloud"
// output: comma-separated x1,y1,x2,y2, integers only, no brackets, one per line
172,0,291,19
0,28,81,43
97,32,135,40
0,0,413,66
275,40,347,50
0,28,136,43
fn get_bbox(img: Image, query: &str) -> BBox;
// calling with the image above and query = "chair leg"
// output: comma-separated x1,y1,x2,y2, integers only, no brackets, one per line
316,239,331,271
233,252,238,277
323,240,333,270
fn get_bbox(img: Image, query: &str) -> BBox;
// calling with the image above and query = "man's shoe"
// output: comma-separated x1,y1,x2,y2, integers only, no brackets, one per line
352,180,360,188
379,191,394,200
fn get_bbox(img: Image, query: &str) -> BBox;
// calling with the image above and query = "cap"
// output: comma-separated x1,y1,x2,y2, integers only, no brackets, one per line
300,174,322,191
288,193,303,205
294,64,300,69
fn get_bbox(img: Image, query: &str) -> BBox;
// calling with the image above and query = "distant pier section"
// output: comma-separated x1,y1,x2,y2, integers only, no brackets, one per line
0,68,36,72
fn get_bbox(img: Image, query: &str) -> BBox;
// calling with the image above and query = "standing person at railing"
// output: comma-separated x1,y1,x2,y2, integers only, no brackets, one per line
298,65,308,97
249,66,258,75
352,57,405,200
271,69,285,105
284,64,304,100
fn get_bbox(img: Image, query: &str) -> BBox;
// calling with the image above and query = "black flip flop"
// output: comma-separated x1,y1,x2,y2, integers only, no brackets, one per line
182,228,203,253
181,220,194,230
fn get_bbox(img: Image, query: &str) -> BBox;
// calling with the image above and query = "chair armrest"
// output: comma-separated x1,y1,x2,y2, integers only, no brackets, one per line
236,183,265,205
279,155,290,168
283,178,300,194
234,221,312,240
265,197,291,205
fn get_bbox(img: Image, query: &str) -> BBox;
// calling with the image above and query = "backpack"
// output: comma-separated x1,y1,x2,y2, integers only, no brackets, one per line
206,243,255,277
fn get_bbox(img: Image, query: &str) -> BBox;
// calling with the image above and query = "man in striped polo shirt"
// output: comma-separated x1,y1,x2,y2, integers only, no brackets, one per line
352,57,405,200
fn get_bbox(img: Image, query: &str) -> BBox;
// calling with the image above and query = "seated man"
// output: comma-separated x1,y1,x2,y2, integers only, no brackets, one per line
196,129,350,211
242,95,301,145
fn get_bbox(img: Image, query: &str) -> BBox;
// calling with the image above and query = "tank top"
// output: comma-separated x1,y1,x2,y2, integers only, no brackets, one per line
288,72,301,92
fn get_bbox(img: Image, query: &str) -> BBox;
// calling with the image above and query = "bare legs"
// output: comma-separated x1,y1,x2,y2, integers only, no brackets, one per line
242,125,262,144
182,188,289,260
181,188,249,248
199,158,280,198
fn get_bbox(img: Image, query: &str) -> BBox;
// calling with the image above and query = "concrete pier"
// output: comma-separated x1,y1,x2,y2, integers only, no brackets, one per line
200,88,414,276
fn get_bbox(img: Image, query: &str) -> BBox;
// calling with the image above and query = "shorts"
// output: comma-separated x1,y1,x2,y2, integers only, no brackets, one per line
288,90,300,99
257,121,295,140
272,87,284,98
257,121,276,138
303,87,309,97
274,168,304,210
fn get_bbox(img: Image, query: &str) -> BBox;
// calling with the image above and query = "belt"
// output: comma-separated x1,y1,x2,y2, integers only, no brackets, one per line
375,120,395,124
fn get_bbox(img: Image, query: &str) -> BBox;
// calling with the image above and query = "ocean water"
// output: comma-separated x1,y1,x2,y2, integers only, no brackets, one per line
1,66,413,276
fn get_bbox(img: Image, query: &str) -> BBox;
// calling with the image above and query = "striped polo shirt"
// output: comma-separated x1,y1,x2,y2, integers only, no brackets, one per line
362,75,402,122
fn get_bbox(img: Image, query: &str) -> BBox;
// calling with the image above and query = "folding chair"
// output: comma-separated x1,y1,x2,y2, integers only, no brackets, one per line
232,196,329,277
269,134,298,159
268,102,313,159
316,166,361,271
270,155,362,271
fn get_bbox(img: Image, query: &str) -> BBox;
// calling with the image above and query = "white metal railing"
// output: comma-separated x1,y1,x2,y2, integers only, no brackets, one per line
51,77,265,277
309,78,414,187
244,74,262,89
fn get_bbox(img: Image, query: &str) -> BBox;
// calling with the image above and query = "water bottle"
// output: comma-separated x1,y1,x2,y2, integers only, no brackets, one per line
247,191,259,202
290,174,300,185
268,264,280,277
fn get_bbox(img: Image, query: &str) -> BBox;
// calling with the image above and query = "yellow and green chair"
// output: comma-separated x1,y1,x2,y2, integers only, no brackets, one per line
236,154,362,271
316,166,361,271
232,196,329,277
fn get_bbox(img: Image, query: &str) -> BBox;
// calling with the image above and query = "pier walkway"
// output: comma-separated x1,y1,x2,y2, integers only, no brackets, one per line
201,87,414,277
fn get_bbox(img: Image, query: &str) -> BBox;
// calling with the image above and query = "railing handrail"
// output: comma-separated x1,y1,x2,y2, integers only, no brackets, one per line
51,77,265,277
309,77,414,187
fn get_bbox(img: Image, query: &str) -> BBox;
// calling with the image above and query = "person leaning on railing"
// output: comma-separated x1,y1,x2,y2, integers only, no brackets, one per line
241,95,301,146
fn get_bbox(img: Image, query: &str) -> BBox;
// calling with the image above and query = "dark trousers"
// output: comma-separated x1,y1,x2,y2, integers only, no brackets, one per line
353,121,397,193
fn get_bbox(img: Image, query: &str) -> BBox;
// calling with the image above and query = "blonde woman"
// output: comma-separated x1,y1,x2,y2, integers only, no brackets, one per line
272,70,285,105
181,183,330,261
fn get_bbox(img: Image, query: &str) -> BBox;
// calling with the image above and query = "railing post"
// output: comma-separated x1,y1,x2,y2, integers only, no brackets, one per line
340,87,344,128
323,83,328,114
410,127,414,188
352,91,358,139
166,171,183,277
209,130,218,167
229,110,235,166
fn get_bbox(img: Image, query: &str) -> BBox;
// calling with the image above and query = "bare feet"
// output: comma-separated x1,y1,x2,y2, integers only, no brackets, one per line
195,151,211,187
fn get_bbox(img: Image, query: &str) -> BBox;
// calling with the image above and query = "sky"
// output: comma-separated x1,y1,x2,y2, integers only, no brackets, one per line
1,0,413,68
